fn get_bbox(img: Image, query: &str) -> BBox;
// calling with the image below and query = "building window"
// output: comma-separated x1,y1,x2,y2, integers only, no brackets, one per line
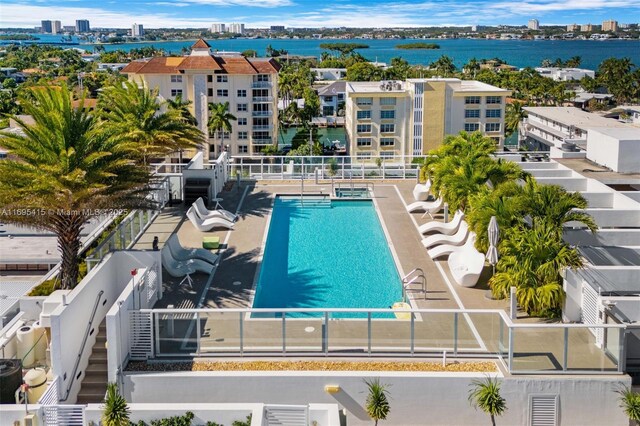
486,109,501,118
356,124,372,133
380,124,395,133
356,97,373,106
380,137,395,146
465,96,481,104
207,88,213,97
238,118,247,126
217,89,229,97
256,74,269,82
380,110,395,119
380,151,395,158
356,152,372,160
217,75,228,83
170,89,183,97
486,96,502,104
238,131,248,140
356,138,372,146
464,123,480,132
324,96,334,102
170,75,182,83
207,75,213,83
237,89,247,97
237,103,248,112
380,97,396,105
238,145,248,154
485,123,501,132
465,109,480,118
357,110,371,120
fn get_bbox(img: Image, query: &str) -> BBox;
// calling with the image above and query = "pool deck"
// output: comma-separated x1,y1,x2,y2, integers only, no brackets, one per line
133,179,618,373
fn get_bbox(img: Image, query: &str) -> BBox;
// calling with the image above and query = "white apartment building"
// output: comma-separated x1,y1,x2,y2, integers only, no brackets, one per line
228,23,245,34
211,23,226,33
121,39,280,159
132,23,144,37
535,67,595,81
51,20,62,35
345,78,510,160
528,19,540,30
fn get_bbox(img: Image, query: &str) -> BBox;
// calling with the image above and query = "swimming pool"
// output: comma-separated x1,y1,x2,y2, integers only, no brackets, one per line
252,196,402,318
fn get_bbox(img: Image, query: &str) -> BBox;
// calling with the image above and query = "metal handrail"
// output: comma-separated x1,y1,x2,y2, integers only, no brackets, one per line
402,268,426,301
61,290,104,401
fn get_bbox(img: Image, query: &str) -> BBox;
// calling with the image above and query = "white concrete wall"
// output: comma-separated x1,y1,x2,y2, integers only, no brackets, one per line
122,371,630,426
564,229,640,246
587,129,640,173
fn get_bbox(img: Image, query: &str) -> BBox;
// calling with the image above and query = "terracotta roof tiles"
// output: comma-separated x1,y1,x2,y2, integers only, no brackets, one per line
191,39,211,49
122,54,280,75
177,55,221,71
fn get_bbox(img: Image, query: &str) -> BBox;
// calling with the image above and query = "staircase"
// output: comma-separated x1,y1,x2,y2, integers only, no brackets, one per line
76,320,108,404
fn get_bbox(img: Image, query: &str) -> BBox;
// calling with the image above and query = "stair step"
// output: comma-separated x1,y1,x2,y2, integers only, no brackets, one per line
93,346,107,354
86,363,108,373
76,393,106,404
90,353,108,362
80,382,108,392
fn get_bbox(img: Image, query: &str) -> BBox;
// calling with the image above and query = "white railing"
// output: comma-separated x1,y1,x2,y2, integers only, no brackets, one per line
252,81,272,88
42,405,85,426
253,96,273,102
38,376,60,405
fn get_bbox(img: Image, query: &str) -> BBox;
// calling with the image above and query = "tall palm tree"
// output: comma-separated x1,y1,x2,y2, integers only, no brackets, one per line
565,56,582,68
99,80,204,164
364,378,391,426
0,85,153,289
207,101,236,156
468,376,506,426
505,101,527,137
463,57,480,78
430,55,456,77
166,94,197,126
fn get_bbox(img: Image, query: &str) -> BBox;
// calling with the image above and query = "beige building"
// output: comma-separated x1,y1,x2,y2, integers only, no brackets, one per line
581,23,594,32
602,20,619,32
345,78,510,161
528,19,539,30
122,39,280,159
567,24,579,32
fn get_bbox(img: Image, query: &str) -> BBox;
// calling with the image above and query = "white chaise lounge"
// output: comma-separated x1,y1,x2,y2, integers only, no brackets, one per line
166,234,218,265
193,197,237,222
161,245,214,277
448,237,485,287
406,198,444,219
421,221,469,249
187,207,235,232
412,179,432,201
418,210,465,235
427,232,476,259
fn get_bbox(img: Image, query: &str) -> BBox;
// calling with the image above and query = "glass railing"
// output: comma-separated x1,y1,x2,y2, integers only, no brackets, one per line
137,307,626,374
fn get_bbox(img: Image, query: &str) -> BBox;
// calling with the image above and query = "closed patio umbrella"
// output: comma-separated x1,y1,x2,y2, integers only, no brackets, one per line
486,216,499,274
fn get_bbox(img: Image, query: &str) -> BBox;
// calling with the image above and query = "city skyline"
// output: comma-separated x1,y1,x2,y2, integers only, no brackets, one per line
1,0,639,29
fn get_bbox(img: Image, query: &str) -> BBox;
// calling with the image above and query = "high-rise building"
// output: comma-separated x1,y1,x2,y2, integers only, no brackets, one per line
121,39,280,159
227,23,245,34
41,20,52,33
602,20,619,32
528,19,540,30
270,26,285,31
567,24,579,32
76,19,90,32
471,25,478,32
345,78,511,159
210,23,225,33
132,23,144,37
581,23,593,32
51,21,62,35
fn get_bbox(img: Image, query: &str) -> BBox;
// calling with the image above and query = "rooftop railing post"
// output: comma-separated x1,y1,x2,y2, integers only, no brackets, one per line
453,312,458,356
261,157,264,179
563,327,569,372
410,313,415,356
154,312,160,357
324,312,329,356
282,312,286,356
367,312,372,356
508,327,514,373
239,312,244,356
195,312,201,356
619,329,627,373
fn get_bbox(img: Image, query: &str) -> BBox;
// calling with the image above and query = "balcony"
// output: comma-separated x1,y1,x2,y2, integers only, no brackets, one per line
252,110,272,117
252,138,273,145
252,96,273,102
252,124,273,130
251,81,272,88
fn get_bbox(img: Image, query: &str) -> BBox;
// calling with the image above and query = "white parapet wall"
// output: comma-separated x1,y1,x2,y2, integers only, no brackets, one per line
122,370,630,426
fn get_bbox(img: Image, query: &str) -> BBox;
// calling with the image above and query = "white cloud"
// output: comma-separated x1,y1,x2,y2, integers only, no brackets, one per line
175,0,292,6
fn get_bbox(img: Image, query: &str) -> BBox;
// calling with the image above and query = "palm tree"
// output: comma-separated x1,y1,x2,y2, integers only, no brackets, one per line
99,80,204,164
166,94,197,126
208,101,236,156
565,56,582,68
463,57,480,78
430,55,456,77
364,378,390,426
617,386,640,425
0,85,153,290
505,101,526,137
468,376,506,426
102,383,130,426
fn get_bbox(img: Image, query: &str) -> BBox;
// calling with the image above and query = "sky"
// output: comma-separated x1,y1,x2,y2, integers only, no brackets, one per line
0,0,639,29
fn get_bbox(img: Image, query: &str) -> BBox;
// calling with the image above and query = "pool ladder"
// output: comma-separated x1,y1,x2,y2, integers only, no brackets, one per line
402,268,426,302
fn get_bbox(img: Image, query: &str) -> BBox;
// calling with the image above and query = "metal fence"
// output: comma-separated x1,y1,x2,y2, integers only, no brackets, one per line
130,307,626,375
42,405,85,426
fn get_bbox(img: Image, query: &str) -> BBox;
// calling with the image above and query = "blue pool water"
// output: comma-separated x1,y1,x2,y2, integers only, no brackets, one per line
252,197,401,318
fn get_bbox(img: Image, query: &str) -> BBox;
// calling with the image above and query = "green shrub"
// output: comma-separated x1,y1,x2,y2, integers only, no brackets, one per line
28,278,58,296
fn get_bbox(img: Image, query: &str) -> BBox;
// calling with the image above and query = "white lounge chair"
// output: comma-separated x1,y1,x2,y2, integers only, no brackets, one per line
421,221,469,249
412,179,432,201
448,237,485,288
161,245,215,276
418,210,464,235
193,197,236,223
166,234,218,266
187,207,234,231
406,198,443,219
428,232,476,259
